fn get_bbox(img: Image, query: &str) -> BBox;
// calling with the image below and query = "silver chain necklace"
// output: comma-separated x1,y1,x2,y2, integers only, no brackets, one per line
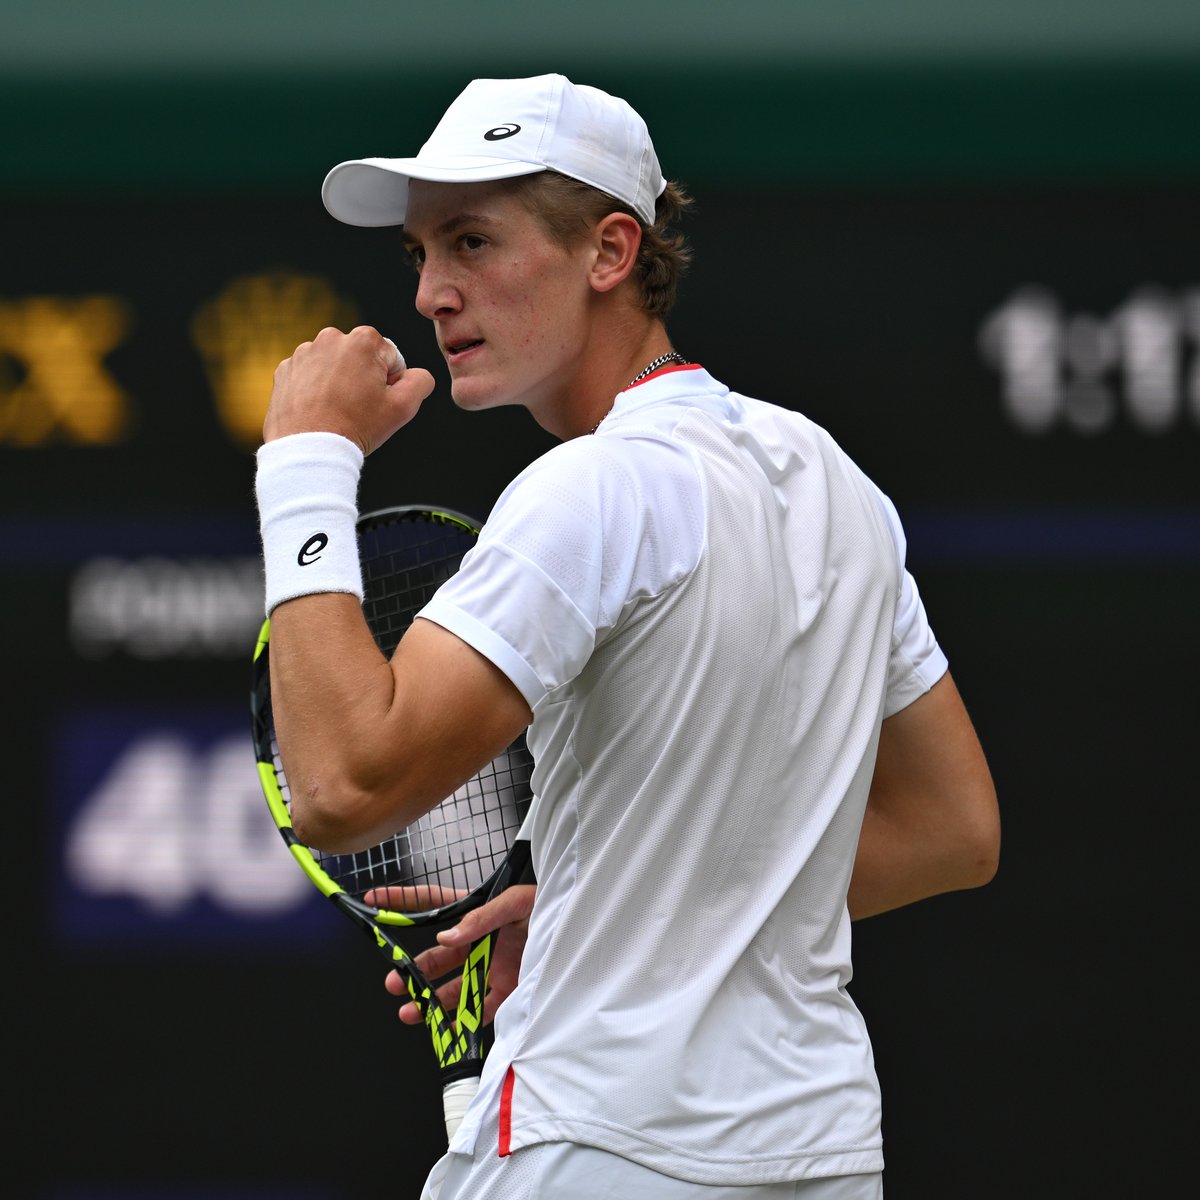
627,350,688,388
590,351,689,434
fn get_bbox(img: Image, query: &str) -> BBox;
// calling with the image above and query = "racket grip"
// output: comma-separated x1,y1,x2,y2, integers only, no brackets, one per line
442,1076,479,1143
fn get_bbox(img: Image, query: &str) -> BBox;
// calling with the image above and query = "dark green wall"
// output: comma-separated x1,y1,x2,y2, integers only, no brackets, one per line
6,57,1200,194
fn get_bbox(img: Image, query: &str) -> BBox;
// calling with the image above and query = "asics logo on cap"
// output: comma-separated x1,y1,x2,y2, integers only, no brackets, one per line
484,124,521,141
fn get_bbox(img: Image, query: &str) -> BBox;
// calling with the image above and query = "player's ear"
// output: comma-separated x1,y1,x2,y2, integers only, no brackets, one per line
587,212,642,294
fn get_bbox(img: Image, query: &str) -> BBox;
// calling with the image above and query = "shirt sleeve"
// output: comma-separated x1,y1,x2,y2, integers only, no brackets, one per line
872,486,949,717
419,536,594,710
417,435,705,712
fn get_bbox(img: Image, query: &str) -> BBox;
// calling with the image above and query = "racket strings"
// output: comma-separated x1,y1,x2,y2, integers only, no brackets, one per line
360,513,477,657
270,736,531,907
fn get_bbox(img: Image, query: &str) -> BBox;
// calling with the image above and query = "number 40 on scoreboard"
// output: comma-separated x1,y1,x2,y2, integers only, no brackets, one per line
54,709,335,946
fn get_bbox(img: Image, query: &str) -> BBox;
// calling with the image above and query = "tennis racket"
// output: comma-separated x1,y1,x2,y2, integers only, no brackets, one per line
250,504,534,1143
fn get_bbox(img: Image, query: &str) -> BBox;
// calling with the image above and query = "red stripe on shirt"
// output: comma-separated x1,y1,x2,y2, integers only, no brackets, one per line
498,1064,516,1157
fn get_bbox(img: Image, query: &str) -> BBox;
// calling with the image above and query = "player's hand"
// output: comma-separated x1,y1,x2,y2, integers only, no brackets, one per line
387,884,537,1027
263,324,436,455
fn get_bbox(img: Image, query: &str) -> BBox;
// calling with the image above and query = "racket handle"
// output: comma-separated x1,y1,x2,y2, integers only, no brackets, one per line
442,1076,479,1143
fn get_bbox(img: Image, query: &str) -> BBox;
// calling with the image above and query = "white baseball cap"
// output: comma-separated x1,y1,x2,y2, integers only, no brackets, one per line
321,73,666,227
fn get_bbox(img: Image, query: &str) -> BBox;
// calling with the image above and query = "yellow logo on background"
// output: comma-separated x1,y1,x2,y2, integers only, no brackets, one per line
0,296,133,445
191,272,359,447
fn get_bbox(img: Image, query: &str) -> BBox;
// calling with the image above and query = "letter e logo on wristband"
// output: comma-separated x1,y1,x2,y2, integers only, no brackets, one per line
298,532,329,566
256,431,365,613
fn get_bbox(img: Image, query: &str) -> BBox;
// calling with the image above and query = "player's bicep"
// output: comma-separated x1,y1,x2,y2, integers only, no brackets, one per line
294,616,530,853
850,672,999,917
875,674,985,793
385,616,532,809
872,673,997,851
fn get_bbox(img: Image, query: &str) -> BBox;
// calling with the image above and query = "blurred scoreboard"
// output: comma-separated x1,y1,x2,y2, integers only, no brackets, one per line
0,194,545,961
3,173,1198,1199
3,181,1199,950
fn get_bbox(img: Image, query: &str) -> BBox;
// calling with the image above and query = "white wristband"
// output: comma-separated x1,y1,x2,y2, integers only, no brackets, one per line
255,431,365,615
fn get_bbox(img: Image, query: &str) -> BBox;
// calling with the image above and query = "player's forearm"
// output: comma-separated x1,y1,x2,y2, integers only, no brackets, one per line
268,592,421,852
844,777,1003,916
847,801,998,919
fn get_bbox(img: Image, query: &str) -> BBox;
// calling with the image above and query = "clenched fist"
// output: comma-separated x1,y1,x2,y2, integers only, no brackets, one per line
264,324,436,455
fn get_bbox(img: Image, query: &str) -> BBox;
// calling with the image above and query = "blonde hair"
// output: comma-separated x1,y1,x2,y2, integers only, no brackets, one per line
509,171,694,317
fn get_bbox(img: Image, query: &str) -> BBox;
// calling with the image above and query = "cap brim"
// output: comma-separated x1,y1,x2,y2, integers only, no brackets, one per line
321,156,549,227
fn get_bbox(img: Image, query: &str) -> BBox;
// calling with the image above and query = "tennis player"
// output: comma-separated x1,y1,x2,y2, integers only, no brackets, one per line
256,73,999,1200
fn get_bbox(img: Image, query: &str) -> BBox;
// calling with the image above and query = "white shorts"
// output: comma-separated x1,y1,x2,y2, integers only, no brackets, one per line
420,1125,883,1200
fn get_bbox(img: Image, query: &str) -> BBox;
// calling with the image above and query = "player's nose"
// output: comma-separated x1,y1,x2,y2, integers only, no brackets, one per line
414,264,462,322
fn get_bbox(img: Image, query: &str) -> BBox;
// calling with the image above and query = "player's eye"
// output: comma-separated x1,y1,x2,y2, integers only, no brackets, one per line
403,245,425,272
459,235,487,253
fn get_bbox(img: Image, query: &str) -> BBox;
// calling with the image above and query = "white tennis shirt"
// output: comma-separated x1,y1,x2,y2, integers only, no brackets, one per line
419,366,947,1185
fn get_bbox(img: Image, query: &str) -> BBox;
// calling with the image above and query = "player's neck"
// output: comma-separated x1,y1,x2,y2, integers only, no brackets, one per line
560,319,674,440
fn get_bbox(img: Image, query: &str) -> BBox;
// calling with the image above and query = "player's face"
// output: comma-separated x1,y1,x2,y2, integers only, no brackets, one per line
403,178,596,419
